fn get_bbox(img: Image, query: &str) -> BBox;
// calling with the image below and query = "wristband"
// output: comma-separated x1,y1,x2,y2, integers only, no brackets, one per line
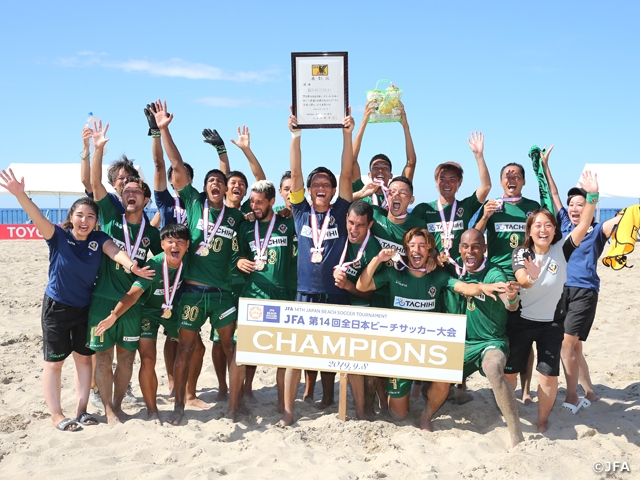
291,130,302,138
527,274,537,284
507,295,519,304
80,151,90,160
586,192,599,204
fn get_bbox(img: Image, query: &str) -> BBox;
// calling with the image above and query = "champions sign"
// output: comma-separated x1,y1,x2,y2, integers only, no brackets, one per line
236,299,466,383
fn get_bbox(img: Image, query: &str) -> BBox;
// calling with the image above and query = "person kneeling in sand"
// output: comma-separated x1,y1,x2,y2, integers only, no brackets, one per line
96,224,190,424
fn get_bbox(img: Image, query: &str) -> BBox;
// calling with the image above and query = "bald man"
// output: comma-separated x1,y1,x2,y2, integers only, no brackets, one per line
446,229,524,448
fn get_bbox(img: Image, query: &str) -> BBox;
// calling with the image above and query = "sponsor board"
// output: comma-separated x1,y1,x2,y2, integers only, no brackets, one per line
0,224,45,240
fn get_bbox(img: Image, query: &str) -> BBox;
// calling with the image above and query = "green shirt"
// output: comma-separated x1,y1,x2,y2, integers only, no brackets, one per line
237,215,296,295
179,184,245,289
370,205,427,255
273,206,298,293
478,197,540,280
133,252,183,321
93,196,161,302
411,193,483,254
373,265,452,313
341,235,384,307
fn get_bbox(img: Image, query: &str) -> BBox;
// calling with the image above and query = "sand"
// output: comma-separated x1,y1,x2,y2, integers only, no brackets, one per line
0,240,638,479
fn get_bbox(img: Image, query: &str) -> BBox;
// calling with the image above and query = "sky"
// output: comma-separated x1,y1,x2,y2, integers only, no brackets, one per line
1,1,638,210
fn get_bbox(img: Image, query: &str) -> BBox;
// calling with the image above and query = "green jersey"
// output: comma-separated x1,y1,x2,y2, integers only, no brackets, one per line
370,205,427,255
341,234,383,307
411,193,482,254
449,262,509,342
478,197,540,280
273,206,298,291
133,252,183,321
352,178,385,206
93,196,161,302
373,265,452,313
179,184,245,289
237,215,296,296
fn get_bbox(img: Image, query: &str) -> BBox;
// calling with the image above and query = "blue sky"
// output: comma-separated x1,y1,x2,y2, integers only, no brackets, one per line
1,1,638,210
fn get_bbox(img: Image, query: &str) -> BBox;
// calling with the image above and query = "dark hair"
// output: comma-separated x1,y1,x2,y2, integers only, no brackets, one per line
123,176,152,199
389,175,413,194
500,162,526,181
167,163,194,184
203,169,226,189
107,155,138,186
306,167,337,189
434,162,464,182
251,180,276,200
522,208,562,249
279,171,292,189
369,154,392,172
160,223,190,242
226,170,248,188
402,227,436,256
348,200,374,223
62,197,99,230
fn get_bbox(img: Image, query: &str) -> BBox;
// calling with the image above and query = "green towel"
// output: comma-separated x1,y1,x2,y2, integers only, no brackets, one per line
529,145,555,214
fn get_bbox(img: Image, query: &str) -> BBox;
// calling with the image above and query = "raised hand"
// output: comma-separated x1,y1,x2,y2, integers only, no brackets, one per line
91,121,109,149
523,256,542,280
151,100,173,130
378,248,396,263
230,125,250,150
0,168,25,197
288,107,299,133
578,169,598,194
540,145,554,165
482,199,500,219
362,100,376,123
398,101,408,127
202,128,227,155
467,131,484,155
144,102,161,137
82,126,92,147
343,106,355,133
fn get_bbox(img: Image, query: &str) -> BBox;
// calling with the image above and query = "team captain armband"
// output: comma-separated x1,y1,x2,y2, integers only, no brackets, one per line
289,189,306,205
586,192,599,204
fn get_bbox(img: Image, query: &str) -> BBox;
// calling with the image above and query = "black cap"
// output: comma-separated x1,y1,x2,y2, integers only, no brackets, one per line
567,187,587,204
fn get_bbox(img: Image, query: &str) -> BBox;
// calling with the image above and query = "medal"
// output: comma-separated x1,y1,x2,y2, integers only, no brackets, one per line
334,231,370,272
122,214,146,265
391,252,402,263
309,205,332,265
496,196,522,212
161,255,183,320
253,215,276,273
370,179,389,210
437,199,457,255
442,234,453,250
197,200,225,257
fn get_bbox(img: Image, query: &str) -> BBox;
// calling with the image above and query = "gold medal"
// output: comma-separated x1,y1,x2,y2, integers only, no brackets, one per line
254,259,265,271
391,253,402,263
311,251,323,263
162,309,172,319
198,245,209,257
442,235,453,250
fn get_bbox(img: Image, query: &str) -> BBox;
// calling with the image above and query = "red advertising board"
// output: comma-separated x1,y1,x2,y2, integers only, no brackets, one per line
0,224,45,240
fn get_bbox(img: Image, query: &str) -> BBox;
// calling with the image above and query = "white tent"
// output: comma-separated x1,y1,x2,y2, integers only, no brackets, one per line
581,163,640,221
0,163,148,220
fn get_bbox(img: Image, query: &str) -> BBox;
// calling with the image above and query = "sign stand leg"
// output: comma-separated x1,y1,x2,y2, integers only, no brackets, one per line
338,373,348,421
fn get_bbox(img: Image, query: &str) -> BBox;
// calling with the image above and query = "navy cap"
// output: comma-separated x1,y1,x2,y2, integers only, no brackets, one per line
567,187,587,204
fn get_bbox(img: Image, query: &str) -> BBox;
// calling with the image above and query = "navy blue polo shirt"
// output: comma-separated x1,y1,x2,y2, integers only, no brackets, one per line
154,188,187,227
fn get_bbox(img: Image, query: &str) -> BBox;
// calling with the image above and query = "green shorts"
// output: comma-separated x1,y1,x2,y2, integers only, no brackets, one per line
241,282,293,301
177,287,237,332
140,309,179,341
386,377,413,398
463,339,509,379
212,328,238,344
88,295,142,351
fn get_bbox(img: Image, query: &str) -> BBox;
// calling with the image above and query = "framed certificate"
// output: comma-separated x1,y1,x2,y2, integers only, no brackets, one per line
291,52,349,129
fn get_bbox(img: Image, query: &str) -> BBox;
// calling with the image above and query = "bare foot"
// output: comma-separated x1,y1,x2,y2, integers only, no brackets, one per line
148,410,163,425
450,386,474,405
215,386,228,402
537,419,548,433
113,407,130,423
355,410,371,421
224,405,251,422
165,407,184,426
244,391,258,404
418,410,433,431
303,395,314,405
521,391,533,405
185,397,211,409
317,397,334,410
106,411,121,426
277,413,294,427
585,392,598,403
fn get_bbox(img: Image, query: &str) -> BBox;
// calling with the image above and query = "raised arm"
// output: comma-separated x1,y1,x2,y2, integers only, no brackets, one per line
399,102,417,182
356,248,393,292
80,127,92,193
202,128,230,175
289,111,304,193
569,170,599,247
145,103,167,192
540,145,563,213
152,100,189,191
230,126,266,181
453,279,507,300
89,121,110,202
468,131,491,202
351,101,374,182
339,108,355,202
0,169,54,240
474,201,499,233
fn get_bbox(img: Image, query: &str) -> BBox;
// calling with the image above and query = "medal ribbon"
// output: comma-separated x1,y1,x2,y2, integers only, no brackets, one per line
122,214,146,263
199,201,225,252
370,179,389,210
448,255,486,278
161,256,183,315
254,215,277,262
392,252,427,273
174,196,187,225
335,230,370,272
310,206,332,256
437,199,457,255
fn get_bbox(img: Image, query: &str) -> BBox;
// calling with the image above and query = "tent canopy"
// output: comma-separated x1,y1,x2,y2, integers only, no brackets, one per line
0,163,148,197
581,164,640,199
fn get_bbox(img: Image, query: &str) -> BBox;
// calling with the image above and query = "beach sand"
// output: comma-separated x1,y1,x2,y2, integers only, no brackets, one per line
0,240,638,479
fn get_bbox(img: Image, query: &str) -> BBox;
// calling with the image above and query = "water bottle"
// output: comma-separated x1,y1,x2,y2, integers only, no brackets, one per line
85,112,108,155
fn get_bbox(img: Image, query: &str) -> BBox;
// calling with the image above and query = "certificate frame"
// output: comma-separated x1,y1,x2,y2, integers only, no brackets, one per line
291,51,349,129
